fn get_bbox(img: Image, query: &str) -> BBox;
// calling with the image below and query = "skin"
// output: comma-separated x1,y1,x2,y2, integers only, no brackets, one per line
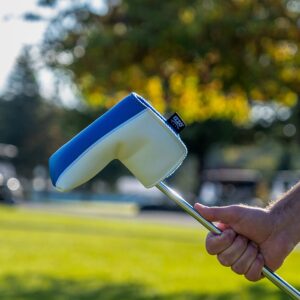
194,181,300,281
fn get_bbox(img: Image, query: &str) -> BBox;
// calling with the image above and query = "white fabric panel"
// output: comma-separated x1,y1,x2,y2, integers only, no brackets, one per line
56,110,187,191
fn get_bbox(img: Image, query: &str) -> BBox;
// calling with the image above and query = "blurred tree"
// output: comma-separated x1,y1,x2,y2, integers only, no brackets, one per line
40,0,300,120
0,48,64,177
36,0,300,175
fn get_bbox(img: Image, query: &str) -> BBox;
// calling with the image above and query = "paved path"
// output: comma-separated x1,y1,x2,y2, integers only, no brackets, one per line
19,201,200,228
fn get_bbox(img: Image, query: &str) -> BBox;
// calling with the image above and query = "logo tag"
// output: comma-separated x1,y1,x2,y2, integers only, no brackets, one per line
167,113,186,134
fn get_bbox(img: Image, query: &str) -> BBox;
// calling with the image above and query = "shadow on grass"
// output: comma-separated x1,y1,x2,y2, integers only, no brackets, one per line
0,275,296,300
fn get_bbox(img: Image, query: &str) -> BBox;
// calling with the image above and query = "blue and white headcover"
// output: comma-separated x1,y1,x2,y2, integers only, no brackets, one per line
49,93,187,191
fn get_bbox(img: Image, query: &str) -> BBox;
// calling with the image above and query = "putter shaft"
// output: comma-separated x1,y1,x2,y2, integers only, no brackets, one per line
156,181,300,300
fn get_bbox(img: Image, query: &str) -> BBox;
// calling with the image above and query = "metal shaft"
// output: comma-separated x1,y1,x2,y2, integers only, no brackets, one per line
156,181,300,300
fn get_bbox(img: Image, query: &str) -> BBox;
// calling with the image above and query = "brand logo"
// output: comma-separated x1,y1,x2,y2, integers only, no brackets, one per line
167,113,186,134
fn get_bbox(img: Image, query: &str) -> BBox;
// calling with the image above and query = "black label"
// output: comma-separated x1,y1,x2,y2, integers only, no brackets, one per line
167,113,186,134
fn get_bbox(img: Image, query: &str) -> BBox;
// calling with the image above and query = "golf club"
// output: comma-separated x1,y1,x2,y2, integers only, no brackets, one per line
49,93,300,300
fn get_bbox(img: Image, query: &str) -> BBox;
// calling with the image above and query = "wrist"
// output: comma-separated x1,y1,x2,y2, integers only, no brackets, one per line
269,191,300,248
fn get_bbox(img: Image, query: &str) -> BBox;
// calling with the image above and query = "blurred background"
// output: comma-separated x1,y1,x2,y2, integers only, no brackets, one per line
0,0,300,299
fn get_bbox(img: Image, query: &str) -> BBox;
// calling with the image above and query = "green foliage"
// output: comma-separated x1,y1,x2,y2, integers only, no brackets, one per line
31,0,300,168
41,0,300,124
0,206,299,299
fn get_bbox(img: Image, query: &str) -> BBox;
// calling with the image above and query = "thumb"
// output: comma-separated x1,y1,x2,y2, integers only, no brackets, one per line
194,203,242,225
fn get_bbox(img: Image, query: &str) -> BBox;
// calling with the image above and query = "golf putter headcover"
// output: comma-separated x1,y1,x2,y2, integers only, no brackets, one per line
49,93,187,191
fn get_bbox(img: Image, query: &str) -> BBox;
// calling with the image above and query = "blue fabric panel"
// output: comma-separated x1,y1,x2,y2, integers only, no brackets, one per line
49,93,147,186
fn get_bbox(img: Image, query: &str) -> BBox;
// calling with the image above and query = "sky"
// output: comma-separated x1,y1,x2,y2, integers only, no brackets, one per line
0,0,51,92
0,0,106,107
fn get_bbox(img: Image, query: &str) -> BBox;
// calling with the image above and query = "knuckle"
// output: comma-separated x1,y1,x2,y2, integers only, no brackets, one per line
248,245,258,257
236,235,247,248
245,273,260,282
245,258,264,282
223,230,235,245
206,243,217,255
218,253,231,267
231,264,244,275
245,267,263,282
206,236,218,255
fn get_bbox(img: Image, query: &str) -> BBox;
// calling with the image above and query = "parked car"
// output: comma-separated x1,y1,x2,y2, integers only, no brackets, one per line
116,176,178,210
198,169,264,206
270,170,300,201
0,161,22,204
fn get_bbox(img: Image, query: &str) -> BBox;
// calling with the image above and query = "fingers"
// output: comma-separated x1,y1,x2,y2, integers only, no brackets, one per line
231,242,258,275
205,229,264,281
245,254,265,282
206,229,236,255
195,202,265,282
217,235,248,267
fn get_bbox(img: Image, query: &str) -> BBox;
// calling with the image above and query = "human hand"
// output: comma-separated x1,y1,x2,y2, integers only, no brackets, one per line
194,203,297,281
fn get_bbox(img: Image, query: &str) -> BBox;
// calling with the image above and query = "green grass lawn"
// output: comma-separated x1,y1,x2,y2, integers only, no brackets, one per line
0,206,299,300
